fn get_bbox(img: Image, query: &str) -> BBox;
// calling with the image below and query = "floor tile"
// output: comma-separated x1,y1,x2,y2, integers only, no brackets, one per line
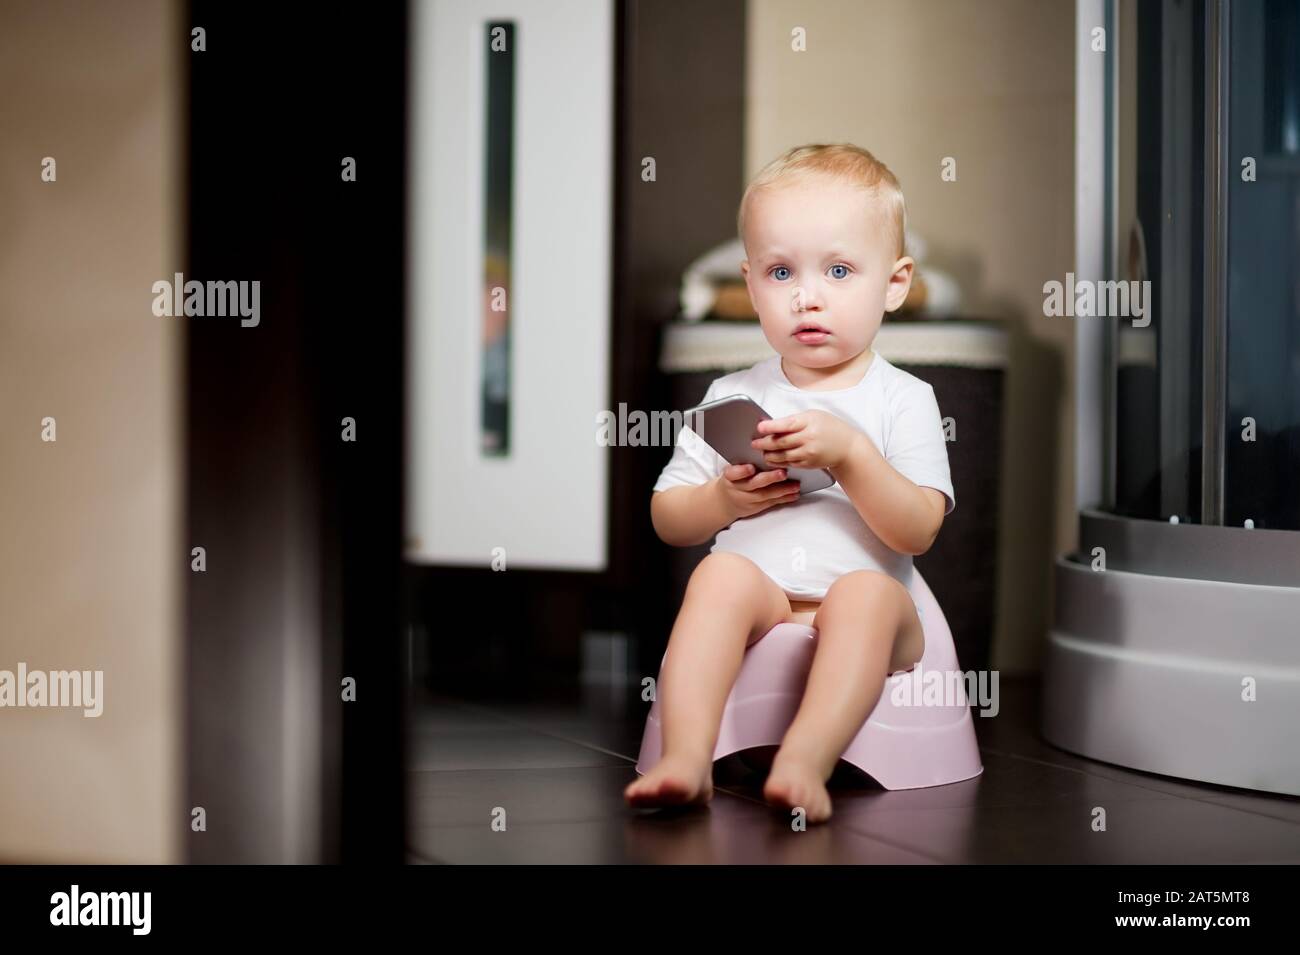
835,797,1300,864
410,765,636,828
410,789,940,864
409,677,1300,863
408,725,629,772
974,676,1300,823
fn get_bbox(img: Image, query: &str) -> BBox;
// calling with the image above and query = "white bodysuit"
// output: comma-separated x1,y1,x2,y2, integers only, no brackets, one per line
652,352,955,602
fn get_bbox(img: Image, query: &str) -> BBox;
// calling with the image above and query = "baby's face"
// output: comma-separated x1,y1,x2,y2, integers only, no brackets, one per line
741,177,912,371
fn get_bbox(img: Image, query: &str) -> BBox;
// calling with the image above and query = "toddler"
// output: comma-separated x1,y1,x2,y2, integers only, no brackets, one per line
624,144,955,823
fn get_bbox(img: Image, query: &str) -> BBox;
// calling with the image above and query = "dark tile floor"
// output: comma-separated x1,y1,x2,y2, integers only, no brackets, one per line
406,676,1300,864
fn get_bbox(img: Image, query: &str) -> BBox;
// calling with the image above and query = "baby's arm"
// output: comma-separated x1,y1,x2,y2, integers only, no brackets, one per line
752,401,948,555
652,464,799,547
650,481,735,547
831,435,946,556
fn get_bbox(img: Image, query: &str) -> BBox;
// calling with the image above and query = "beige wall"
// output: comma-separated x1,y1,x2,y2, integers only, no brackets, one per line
0,0,181,861
747,0,1077,672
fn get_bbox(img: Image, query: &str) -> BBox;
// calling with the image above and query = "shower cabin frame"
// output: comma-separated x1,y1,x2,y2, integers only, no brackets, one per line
1044,0,1300,796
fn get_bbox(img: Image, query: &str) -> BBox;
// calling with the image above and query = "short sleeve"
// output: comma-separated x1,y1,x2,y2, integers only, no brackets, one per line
885,381,955,515
652,379,728,492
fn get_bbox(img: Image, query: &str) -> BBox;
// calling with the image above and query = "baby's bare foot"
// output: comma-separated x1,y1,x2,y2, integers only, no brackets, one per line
763,752,833,823
624,753,714,810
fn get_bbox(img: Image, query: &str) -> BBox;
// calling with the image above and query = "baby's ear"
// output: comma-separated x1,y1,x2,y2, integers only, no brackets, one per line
884,256,915,312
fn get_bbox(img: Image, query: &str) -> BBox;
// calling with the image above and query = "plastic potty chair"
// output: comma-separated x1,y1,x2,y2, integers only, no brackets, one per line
635,569,983,790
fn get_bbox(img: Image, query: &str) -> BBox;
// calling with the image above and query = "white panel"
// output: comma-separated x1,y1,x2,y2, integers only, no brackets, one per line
407,0,612,570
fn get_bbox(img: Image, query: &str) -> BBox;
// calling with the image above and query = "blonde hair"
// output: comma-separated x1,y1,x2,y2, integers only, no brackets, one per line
737,143,907,259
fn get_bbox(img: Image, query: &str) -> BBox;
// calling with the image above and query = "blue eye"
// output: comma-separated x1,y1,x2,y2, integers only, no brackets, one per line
829,264,850,279
771,266,791,281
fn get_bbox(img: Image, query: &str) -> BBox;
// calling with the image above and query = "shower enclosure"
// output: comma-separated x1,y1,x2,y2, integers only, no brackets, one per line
1043,0,1300,795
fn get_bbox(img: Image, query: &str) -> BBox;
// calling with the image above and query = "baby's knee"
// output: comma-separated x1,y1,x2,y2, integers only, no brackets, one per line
686,552,772,599
826,569,908,604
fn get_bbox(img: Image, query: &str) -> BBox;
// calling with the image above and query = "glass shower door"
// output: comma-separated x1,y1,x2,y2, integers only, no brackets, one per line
1224,0,1300,531
1112,0,1205,524
1111,0,1300,531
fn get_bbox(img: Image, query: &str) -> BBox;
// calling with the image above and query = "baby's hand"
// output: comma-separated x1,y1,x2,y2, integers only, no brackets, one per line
716,463,802,519
752,410,862,471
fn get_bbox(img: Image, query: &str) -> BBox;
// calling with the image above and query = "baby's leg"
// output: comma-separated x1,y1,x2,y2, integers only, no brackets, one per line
624,552,792,810
763,570,923,823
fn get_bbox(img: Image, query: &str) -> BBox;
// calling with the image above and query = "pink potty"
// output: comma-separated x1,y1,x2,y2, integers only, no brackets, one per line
635,569,983,790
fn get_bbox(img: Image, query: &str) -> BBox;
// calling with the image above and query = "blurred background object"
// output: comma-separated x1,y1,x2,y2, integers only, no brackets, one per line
1,0,407,863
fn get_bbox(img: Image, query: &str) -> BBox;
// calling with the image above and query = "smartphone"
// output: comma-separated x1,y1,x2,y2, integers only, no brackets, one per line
684,394,836,494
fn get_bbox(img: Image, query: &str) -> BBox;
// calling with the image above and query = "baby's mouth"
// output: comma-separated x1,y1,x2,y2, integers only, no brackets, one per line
793,322,831,342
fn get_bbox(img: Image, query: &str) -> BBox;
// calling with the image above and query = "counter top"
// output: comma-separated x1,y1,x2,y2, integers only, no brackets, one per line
660,318,1010,373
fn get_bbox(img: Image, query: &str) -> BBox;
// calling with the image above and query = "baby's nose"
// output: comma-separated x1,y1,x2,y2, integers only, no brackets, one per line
791,286,822,311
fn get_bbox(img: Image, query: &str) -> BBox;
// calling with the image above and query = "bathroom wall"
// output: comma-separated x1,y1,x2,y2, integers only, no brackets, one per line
746,0,1077,673
0,0,182,861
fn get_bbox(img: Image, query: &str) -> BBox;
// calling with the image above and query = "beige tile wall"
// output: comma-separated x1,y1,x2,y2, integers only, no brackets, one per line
0,0,181,861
